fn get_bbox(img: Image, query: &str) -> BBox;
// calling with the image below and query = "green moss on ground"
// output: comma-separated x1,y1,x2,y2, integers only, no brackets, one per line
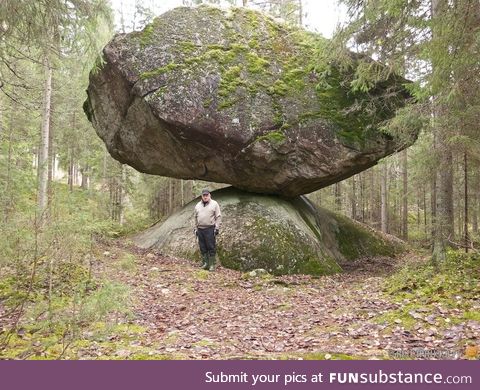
384,250,479,303
115,253,137,271
374,303,424,331
377,250,480,332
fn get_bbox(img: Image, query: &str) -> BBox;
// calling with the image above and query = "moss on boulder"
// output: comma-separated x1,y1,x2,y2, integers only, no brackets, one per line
85,6,418,197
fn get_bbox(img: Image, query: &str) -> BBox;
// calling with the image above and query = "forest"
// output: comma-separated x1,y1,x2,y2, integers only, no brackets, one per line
0,0,479,360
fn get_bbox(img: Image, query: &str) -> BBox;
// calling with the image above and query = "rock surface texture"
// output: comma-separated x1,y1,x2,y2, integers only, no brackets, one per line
133,187,403,275
85,6,416,197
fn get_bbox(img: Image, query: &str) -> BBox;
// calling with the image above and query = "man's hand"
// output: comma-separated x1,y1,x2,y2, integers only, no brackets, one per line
214,229,219,236
193,228,198,236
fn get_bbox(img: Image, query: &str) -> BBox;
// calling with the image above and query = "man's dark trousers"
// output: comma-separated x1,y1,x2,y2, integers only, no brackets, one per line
198,226,216,258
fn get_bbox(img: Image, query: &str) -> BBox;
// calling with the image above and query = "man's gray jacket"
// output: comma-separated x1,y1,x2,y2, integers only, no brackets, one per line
194,199,222,229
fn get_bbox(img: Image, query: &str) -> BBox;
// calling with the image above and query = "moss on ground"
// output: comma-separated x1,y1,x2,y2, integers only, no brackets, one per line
384,250,479,301
115,253,137,271
377,250,480,332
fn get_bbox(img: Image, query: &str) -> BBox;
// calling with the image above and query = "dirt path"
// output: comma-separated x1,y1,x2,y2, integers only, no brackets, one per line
100,240,474,360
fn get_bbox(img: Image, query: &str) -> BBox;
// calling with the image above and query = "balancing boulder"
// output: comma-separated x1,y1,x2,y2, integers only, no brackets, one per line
85,6,417,197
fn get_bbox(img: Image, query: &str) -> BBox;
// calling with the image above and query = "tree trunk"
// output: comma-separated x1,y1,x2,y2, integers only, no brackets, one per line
392,167,399,235
369,168,375,225
81,164,89,189
119,164,126,225
0,95,2,137
168,178,173,214
432,134,454,263
68,149,74,192
109,176,115,220
432,137,454,264
464,152,469,252
51,151,56,183
47,96,54,208
350,176,357,220
416,190,420,229
37,55,53,225
298,0,303,26
402,149,408,240
4,96,15,223
334,182,342,212
381,162,388,233
473,177,478,235
186,180,193,202
102,147,108,188
423,184,428,236
431,173,437,239
359,172,365,222
431,0,454,265
180,179,184,206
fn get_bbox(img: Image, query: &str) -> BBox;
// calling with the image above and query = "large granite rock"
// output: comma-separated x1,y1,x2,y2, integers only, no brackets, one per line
85,6,417,197
132,187,403,275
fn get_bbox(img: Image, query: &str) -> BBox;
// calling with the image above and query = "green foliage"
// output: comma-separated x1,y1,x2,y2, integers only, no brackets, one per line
375,250,480,332
379,104,426,146
336,0,480,235
1,267,133,359
350,61,383,93
83,281,132,321
0,179,138,356
0,0,186,360
384,250,480,304
195,270,210,280
115,253,137,272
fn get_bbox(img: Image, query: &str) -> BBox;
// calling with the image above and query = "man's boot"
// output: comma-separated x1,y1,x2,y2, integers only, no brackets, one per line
201,253,209,270
208,252,216,272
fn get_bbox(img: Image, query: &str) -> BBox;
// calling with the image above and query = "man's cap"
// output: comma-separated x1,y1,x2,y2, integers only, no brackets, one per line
201,188,210,195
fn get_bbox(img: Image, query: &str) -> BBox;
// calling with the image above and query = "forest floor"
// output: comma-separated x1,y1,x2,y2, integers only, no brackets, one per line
1,238,479,360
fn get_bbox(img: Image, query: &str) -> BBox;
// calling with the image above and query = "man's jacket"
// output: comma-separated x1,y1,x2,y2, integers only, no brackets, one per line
194,199,222,229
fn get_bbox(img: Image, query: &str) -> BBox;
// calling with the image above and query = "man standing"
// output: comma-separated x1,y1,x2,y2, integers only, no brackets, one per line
194,189,222,271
